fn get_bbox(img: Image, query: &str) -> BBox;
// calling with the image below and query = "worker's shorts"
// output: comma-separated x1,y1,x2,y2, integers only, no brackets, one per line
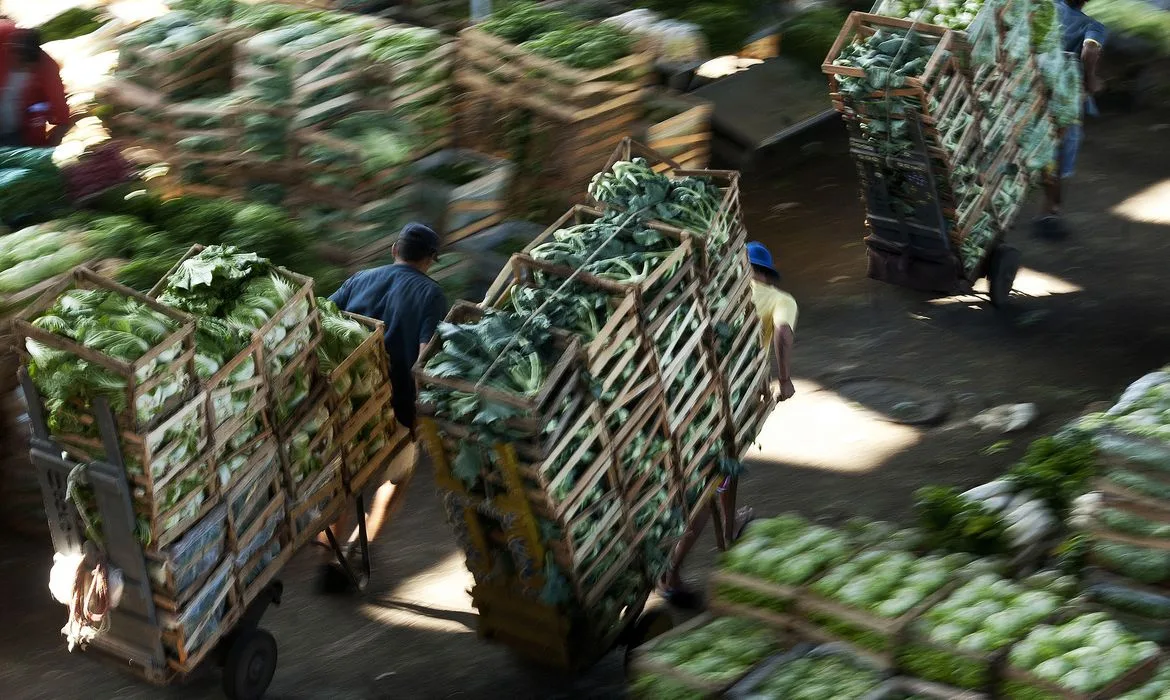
1058,123,1082,180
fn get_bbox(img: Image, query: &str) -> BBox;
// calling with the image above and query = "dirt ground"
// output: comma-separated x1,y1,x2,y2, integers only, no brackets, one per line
1,107,1169,699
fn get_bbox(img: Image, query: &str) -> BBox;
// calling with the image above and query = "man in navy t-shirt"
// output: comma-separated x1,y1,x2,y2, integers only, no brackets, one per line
319,222,448,591
1037,0,1105,238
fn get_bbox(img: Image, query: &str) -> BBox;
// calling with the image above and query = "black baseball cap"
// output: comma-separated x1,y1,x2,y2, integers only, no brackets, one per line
399,222,441,258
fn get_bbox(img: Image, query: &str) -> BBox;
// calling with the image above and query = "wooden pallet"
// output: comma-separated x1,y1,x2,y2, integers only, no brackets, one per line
458,26,653,118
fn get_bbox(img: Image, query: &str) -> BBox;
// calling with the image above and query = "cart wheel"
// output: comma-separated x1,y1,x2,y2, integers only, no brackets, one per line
623,604,675,671
988,244,1021,308
222,628,277,700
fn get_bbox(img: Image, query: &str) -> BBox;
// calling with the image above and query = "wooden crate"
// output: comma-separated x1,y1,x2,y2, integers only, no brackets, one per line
233,491,290,606
289,460,345,551
363,30,456,100
453,71,642,194
876,677,990,699
822,13,956,96
415,301,584,442
117,24,239,100
225,442,284,547
520,205,700,318
458,26,653,118
793,580,961,669
590,139,746,261
641,89,713,170
483,252,664,421
16,266,199,433
276,388,340,501
470,573,648,672
1000,642,1161,700
629,613,788,698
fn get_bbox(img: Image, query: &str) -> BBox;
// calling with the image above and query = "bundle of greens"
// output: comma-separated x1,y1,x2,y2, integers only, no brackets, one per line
915,485,1011,555
26,287,186,434
807,550,979,653
158,245,269,316
479,2,571,43
241,19,367,114
1006,436,1097,515
589,159,729,248
301,112,417,190
877,0,987,30
833,27,938,95
287,403,334,487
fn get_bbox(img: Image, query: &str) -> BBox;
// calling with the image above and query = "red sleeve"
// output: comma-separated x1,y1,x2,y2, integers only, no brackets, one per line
37,54,70,125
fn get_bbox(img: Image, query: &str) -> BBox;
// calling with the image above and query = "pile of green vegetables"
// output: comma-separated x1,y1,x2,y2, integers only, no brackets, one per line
286,402,334,488
745,649,884,700
118,12,230,99
0,147,67,227
527,211,682,290
156,245,315,422
900,571,1073,688
589,159,730,249
807,550,978,653
636,0,768,56
722,514,854,592
631,616,781,697
1088,0,1170,55
1005,612,1159,696
480,1,635,70
1120,663,1170,699
833,28,937,96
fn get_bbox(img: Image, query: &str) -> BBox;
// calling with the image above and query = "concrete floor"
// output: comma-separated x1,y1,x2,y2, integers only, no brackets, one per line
1,103,1169,699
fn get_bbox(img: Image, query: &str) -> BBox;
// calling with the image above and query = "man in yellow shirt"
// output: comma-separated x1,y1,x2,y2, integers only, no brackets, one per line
660,241,797,609
749,241,797,401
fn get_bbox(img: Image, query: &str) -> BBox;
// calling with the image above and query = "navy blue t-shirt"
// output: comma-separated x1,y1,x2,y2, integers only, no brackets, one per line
1057,0,1107,55
330,263,447,429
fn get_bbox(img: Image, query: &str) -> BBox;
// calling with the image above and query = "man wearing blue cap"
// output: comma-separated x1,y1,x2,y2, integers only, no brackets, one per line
661,241,798,608
318,222,448,592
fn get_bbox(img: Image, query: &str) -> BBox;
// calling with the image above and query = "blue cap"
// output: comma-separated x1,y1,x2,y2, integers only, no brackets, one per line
747,241,777,275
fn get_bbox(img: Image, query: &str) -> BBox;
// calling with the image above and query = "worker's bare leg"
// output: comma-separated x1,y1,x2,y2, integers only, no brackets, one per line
664,506,710,592
718,477,754,546
363,471,413,542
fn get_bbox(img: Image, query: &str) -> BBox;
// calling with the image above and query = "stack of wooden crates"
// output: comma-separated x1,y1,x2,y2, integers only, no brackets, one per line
12,249,405,674
415,140,772,668
823,8,1057,289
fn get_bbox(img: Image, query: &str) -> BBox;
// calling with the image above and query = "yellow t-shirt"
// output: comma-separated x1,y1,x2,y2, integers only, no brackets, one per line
752,280,798,351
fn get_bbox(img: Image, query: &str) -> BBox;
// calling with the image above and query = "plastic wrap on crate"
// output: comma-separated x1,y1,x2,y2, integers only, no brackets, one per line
147,504,228,602
160,558,232,636
235,505,285,578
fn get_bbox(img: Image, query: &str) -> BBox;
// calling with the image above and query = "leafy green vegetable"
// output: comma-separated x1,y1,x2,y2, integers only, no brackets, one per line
915,485,1010,555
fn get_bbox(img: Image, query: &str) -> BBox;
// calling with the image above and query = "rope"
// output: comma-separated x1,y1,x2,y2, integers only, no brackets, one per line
62,553,113,651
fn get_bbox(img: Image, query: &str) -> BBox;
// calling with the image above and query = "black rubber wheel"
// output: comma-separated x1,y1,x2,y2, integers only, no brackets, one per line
988,244,1021,308
222,628,277,700
623,605,675,671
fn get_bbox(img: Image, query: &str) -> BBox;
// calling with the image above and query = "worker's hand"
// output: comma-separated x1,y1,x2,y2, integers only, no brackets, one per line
778,379,796,402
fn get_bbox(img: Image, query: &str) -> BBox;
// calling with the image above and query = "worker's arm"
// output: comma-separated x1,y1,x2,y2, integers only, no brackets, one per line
773,323,795,401
1082,21,1105,95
